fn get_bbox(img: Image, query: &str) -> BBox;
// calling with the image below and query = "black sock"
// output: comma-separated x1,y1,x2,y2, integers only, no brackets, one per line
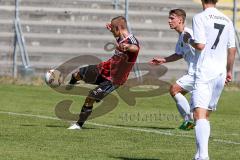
69,74,78,85
77,105,93,127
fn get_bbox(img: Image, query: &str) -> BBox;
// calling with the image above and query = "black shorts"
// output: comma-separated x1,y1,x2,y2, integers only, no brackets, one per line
79,65,119,102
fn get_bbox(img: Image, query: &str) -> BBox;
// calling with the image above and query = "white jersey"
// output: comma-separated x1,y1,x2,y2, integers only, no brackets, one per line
193,7,236,82
175,27,199,75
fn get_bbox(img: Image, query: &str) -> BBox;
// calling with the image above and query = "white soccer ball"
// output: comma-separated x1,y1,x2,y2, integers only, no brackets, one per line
45,69,63,87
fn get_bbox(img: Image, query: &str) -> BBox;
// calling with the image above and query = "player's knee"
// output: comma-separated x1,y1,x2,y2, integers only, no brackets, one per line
206,111,211,120
193,108,208,120
169,84,178,97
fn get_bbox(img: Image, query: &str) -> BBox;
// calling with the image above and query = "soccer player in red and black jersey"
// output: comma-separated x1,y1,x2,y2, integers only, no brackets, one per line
68,16,140,130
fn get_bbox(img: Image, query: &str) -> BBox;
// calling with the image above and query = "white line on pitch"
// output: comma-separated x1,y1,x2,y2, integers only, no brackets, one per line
0,111,239,145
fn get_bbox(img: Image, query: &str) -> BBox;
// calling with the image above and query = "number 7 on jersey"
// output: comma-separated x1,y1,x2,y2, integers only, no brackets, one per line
211,23,225,49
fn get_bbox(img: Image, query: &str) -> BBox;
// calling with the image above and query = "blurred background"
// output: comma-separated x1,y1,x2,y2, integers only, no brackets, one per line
0,0,239,83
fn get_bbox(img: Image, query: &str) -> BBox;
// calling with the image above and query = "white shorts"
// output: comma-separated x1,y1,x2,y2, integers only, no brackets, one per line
190,73,225,111
176,74,195,92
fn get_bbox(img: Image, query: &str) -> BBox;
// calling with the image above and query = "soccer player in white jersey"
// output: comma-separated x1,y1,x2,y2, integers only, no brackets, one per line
150,9,199,130
183,0,236,159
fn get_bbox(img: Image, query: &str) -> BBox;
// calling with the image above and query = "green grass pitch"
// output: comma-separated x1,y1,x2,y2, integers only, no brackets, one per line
0,84,239,160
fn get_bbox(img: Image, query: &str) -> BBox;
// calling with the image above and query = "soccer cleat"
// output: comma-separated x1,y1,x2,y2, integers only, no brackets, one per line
67,123,82,130
179,120,195,131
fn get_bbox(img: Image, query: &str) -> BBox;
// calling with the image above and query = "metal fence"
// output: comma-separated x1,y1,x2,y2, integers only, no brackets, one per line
233,0,240,59
12,0,240,81
13,0,34,78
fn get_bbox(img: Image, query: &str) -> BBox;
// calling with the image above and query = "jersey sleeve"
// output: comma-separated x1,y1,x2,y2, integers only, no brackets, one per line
192,14,206,44
227,21,236,48
128,35,140,47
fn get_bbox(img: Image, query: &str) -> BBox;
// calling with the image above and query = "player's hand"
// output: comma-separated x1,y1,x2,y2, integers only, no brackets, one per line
117,43,130,52
149,58,166,65
225,71,232,84
183,32,192,43
106,23,112,31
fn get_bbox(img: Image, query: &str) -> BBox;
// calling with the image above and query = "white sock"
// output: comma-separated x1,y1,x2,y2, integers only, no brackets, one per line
195,119,210,159
194,140,200,159
173,93,191,120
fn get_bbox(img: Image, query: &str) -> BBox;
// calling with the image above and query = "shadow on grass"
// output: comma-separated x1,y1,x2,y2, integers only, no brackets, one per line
115,124,175,130
46,125,67,128
20,124,37,127
46,124,97,130
111,156,161,160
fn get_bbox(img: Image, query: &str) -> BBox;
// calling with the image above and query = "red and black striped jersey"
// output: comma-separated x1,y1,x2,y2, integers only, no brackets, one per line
98,34,140,85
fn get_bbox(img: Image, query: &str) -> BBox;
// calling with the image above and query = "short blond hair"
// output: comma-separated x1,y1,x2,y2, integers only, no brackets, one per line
111,16,127,30
169,9,186,23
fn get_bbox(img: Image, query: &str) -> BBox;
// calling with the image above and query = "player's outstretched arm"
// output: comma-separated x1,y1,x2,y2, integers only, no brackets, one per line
150,54,182,65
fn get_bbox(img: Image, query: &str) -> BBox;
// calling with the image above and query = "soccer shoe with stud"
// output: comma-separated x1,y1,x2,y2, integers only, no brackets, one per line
67,123,82,130
179,120,195,131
